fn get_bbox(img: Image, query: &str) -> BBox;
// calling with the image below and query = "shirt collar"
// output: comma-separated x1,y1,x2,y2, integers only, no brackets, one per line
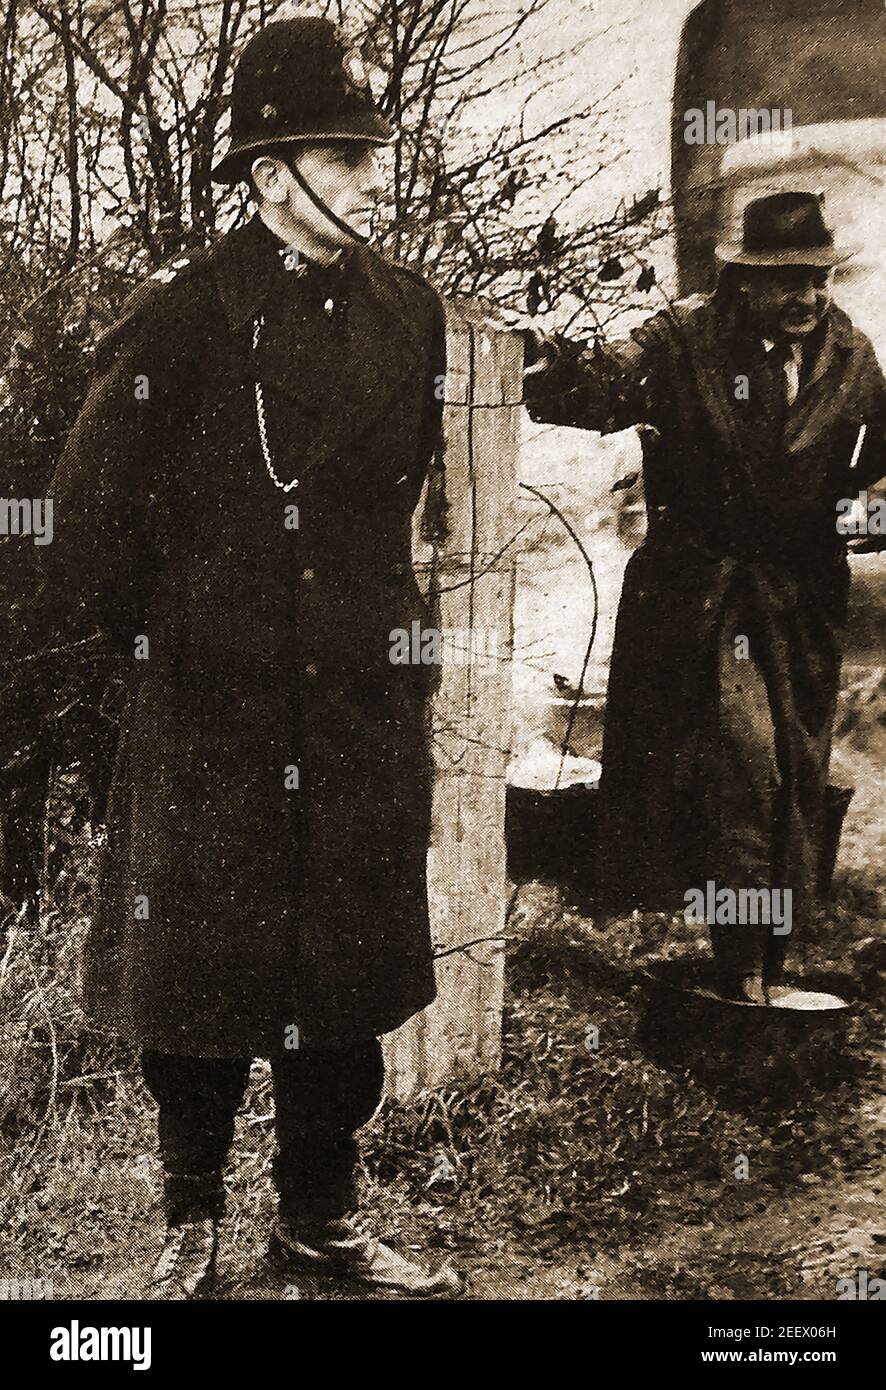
762,336,802,359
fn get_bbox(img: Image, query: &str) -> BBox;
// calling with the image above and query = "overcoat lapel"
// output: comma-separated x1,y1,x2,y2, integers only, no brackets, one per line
785,313,854,454
342,247,425,441
666,299,748,459
665,299,775,505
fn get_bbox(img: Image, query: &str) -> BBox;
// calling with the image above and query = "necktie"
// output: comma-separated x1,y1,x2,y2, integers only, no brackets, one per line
763,338,803,410
750,339,797,436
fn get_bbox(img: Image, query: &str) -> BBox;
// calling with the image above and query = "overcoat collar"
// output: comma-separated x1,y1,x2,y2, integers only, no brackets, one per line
669,295,857,459
783,306,856,453
213,212,284,331
212,214,424,440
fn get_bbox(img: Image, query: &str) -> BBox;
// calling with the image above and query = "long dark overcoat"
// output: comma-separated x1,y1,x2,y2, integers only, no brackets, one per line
526,291,886,952
33,213,446,1054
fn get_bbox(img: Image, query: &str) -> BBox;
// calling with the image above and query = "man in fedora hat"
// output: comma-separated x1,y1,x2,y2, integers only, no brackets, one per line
16,16,459,1297
523,189,886,1005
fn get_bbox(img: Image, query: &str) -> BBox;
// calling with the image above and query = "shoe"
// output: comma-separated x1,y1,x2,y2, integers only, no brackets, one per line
149,1218,217,1299
269,1215,464,1298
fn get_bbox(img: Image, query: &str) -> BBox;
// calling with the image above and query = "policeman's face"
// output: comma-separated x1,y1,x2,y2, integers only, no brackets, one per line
739,265,833,339
286,142,385,248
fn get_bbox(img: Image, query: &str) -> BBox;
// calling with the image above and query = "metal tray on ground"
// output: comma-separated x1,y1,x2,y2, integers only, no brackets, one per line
643,959,854,1018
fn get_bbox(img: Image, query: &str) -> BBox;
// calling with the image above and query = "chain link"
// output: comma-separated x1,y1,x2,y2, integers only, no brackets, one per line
252,315,299,492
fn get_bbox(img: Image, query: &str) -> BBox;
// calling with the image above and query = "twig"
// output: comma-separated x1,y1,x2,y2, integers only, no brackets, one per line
433,933,508,960
519,483,600,788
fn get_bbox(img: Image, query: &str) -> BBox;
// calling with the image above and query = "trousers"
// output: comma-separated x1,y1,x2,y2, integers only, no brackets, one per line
141,1036,384,1228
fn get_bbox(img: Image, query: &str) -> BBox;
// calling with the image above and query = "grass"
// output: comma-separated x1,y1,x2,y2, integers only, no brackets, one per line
1,867,881,1298
0,699,883,1298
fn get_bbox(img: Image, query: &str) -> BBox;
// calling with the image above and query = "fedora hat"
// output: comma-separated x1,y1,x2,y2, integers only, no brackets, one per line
715,190,850,268
212,18,393,184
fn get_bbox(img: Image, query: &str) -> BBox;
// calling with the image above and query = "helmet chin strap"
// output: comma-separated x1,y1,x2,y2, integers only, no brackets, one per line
284,156,370,247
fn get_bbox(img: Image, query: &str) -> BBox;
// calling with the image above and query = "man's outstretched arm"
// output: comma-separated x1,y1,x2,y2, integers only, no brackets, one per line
522,315,665,434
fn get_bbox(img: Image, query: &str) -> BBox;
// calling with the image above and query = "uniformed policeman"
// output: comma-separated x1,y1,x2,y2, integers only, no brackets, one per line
27,17,459,1297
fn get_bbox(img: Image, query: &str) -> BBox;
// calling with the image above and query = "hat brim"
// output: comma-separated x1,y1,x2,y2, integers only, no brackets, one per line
715,242,852,268
211,112,394,183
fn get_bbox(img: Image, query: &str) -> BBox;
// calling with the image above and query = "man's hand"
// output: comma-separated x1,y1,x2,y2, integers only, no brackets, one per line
517,323,561,378
516,322,597,422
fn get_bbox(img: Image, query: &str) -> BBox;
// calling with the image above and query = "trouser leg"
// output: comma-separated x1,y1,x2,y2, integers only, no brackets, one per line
270,1036,384,1229
141,1051,251,1226
0,756,51,907
710,613,780,986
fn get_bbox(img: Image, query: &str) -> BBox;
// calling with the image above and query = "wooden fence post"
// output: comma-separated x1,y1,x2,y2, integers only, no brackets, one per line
383,302,522,1100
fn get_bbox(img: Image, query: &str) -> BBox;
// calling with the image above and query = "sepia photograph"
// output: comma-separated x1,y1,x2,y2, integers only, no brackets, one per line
0,0,882,1359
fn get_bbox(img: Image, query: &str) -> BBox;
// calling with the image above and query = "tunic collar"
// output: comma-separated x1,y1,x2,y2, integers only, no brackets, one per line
212,213,426,445
213,212,417,344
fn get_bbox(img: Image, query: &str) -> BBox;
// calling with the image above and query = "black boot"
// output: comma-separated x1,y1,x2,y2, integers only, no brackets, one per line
270,1214,463,1298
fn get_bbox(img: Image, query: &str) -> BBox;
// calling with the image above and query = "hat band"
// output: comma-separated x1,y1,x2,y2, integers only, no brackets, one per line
744,231,834,253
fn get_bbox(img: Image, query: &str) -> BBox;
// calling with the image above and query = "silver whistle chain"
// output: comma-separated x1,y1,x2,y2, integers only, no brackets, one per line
252,315,299,492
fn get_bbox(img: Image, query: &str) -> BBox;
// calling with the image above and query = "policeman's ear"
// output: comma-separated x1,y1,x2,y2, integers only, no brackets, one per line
250,155,291,205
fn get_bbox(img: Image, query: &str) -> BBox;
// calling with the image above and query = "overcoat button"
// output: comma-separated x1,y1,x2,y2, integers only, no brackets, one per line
305,662,318,677
301,568,315,581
